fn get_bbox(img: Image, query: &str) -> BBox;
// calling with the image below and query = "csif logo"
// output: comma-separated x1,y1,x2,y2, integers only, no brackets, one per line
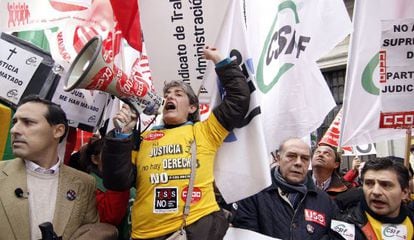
382,224,406,238
256,0,311,94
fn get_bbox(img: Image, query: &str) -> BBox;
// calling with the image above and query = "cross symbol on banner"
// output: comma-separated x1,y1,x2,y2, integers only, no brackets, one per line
8,47,17,60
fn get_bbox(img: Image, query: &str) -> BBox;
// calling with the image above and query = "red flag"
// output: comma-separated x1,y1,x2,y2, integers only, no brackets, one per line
110,0,142,51
319,109,353,152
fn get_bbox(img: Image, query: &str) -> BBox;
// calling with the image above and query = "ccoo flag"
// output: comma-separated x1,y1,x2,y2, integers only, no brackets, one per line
340,0,413,147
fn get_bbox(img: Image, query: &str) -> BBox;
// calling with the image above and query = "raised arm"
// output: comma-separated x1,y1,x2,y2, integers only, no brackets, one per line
102,104,137,191
204,46,250,131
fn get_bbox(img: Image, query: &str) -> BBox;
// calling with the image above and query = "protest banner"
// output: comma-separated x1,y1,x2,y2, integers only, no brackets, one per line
0,0,104,33
340,0,414,146
378,18,414,129
1,0,151,132
0,32,61,110
0,33,44,106
319,108,377,156
139,0,229,100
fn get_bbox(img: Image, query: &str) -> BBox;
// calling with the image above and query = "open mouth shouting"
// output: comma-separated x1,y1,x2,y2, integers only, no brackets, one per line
370,199,387,209
164,102,176,111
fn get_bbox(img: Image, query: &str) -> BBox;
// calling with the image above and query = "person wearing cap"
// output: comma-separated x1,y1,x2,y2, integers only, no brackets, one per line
101,46,250,240
310,144,351,198
330,157,414,240
232,138,338,239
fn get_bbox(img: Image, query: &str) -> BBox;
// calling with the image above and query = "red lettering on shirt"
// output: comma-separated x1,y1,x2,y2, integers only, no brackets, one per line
144,131,165,141
181,186,202,203
304,209,326,226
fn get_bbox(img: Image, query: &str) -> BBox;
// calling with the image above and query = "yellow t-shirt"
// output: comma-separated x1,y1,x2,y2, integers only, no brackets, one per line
130,114,228,239
366,212,413,240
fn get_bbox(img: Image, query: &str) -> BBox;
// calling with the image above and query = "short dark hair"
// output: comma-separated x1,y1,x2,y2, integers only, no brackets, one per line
163,80,199,122
316,143,341,163
80,136,103,173
361,157,410,190
18,95,68,143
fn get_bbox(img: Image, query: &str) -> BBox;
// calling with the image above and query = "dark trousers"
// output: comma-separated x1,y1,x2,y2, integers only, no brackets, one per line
133,210,229,240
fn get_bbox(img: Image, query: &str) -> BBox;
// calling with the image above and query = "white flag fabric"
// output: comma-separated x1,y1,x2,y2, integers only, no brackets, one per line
245,0,352,150
224,227,281,240
206,0,271,203
340,0,413,146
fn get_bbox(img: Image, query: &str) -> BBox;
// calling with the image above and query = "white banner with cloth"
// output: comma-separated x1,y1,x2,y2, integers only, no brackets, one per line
340,0,414,146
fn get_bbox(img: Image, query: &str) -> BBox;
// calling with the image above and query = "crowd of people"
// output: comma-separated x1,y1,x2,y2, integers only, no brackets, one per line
232,139,414,239
1,45,413,240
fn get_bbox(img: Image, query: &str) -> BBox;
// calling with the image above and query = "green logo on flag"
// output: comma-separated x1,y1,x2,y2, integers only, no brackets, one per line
361,53,380,95
256,0,310,94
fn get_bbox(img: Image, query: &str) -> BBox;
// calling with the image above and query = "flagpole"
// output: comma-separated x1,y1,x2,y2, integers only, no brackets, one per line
404,127,412,169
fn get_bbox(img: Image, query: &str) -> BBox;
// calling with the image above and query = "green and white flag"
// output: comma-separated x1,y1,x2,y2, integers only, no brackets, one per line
246,0,352,150
340,0,413,146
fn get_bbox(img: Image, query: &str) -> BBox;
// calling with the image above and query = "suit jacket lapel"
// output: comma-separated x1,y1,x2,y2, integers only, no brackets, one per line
53,165,80,236
0,158,30,240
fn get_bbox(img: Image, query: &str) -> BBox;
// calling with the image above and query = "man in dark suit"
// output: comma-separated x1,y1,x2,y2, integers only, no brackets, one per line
232,138,338,239
0,95,99,239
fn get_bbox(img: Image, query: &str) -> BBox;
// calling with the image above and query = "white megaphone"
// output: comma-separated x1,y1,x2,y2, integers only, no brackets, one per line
63,36,164,116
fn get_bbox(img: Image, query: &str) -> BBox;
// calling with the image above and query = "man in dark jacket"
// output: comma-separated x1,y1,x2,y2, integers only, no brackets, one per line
232,138,338,239
330,157,414,240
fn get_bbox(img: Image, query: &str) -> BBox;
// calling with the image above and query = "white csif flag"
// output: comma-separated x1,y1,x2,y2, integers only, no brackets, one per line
340,0,413,146
203,0,271,203
245,0,352,150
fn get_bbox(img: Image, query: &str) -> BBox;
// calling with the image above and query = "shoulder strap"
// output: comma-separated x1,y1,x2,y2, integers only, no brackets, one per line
182,141,197,225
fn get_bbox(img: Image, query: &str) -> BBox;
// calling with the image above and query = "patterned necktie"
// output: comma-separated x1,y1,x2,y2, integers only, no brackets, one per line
34,167,55,175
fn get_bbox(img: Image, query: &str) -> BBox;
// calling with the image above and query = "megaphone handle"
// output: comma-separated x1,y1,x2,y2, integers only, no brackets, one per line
114,100,139,134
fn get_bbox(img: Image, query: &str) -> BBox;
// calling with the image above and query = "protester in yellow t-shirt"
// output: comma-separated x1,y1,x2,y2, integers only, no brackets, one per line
101,46,250,240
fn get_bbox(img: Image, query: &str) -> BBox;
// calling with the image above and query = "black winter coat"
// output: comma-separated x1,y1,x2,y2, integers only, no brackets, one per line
232,168,339,240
